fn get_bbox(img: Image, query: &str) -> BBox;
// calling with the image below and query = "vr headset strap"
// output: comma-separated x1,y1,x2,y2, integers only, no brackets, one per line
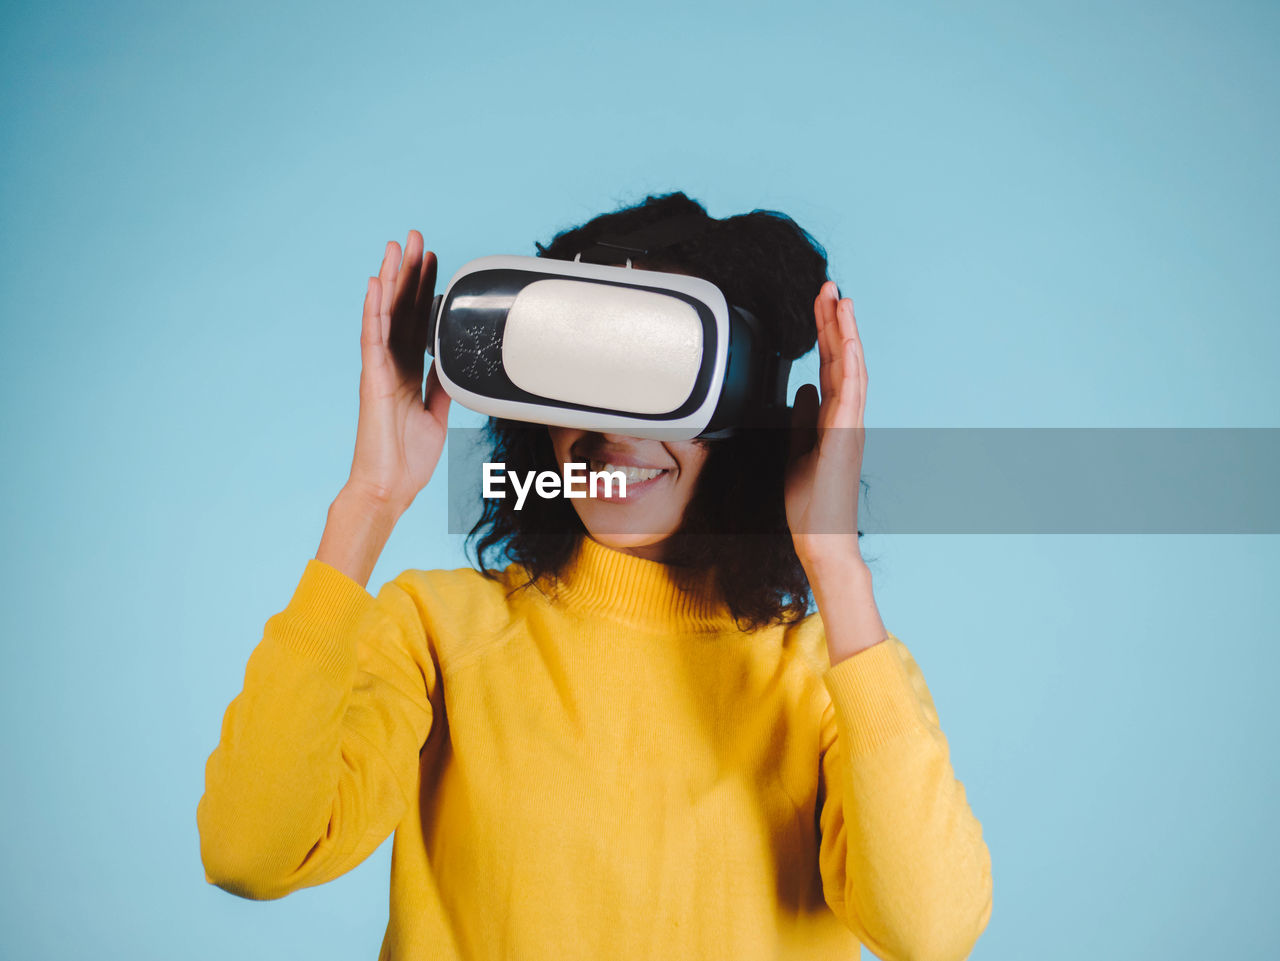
575,213,714,264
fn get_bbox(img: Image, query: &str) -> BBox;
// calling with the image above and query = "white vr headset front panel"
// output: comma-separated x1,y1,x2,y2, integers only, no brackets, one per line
433,255,731,439
502,279,704,415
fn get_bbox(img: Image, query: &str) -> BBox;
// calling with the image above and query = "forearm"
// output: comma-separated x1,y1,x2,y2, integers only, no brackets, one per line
199,634,354,897
832,722,993,961
317,485,404,588
820,638,993,960
804,552,888,665
198,562,434,900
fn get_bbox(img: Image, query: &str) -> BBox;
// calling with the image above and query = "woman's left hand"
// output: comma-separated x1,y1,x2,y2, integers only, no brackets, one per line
785,280,868,570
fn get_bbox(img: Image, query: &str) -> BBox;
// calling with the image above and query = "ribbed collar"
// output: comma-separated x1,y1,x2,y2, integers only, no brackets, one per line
549,535,743,634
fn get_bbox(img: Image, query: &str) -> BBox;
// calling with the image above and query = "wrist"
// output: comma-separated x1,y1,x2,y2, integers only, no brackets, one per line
796,541,868,581
338,481,411,522
806,554,872,606
318,492,400,589
805,559,888,664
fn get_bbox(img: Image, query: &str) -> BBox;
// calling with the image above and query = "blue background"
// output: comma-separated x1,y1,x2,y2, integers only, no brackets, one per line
3,1,1277,958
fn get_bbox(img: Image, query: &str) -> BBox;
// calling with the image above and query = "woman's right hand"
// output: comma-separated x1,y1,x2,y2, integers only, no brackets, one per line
344,230,451,516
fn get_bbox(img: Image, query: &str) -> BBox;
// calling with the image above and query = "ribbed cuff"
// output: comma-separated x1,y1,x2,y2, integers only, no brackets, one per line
822,634,929,756
265,559,381,681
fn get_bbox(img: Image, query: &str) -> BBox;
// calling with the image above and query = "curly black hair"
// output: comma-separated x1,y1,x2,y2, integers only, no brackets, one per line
466,191,861,630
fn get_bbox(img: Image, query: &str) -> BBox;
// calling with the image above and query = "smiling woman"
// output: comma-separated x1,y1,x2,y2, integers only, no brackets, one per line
469,192,833,627
197,190,993,961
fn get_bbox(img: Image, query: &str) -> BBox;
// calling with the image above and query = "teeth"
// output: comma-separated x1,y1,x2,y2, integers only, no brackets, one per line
589,461,666,484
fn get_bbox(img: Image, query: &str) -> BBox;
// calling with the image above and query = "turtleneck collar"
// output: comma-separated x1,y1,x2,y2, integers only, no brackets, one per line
548,535,744,634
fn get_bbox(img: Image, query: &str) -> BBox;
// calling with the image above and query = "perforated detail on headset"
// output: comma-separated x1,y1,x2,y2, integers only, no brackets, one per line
456,323,504,382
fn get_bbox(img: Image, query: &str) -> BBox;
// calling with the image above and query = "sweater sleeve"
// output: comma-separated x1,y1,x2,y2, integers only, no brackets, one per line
815,633,993,961
197,559,440,901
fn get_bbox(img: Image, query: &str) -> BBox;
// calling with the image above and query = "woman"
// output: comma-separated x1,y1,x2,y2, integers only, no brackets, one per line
197,193,993,961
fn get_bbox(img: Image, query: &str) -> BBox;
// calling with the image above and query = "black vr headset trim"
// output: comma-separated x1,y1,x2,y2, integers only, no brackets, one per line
426,215,793,440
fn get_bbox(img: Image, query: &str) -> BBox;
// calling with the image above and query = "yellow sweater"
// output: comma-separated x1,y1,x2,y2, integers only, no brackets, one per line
198,536,992,961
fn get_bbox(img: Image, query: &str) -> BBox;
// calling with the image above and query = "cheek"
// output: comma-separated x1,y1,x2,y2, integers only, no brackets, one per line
547,428,574,463
676,454,711,495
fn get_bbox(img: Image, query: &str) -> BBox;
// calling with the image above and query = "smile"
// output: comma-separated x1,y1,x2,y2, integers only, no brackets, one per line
588,461,670,501
588,461,669,484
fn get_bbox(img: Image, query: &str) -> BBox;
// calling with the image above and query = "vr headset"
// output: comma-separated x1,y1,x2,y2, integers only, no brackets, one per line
425,215,792,440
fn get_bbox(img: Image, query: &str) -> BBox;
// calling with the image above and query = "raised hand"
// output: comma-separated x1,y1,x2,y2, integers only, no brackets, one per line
345,230,451,515
785,279,868,568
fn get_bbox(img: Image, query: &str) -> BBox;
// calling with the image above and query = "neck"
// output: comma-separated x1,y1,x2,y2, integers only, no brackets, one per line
548,535,742,634
600,535,673,564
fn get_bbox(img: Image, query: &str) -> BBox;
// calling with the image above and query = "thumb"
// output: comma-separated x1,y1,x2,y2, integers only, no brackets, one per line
788,383,820,463
424,359,452,423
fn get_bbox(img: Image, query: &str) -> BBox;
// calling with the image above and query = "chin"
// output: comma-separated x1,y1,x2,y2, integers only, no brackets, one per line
584,529,670,551
577,512,684,557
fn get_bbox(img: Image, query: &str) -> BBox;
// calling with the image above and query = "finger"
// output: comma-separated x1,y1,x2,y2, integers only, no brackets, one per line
836,339,863,427
834,296,858,355
361,276,382,349
830,317,856,416
411,248,439,357
851,301,869,414
820,281,844,400
425,358,452,422
389,233,428,377
815,291,834,398
378,240,399,343
390,231,423,341
359,277,392,386
818,300,858,431
838,300,868,421
818,281,842,396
